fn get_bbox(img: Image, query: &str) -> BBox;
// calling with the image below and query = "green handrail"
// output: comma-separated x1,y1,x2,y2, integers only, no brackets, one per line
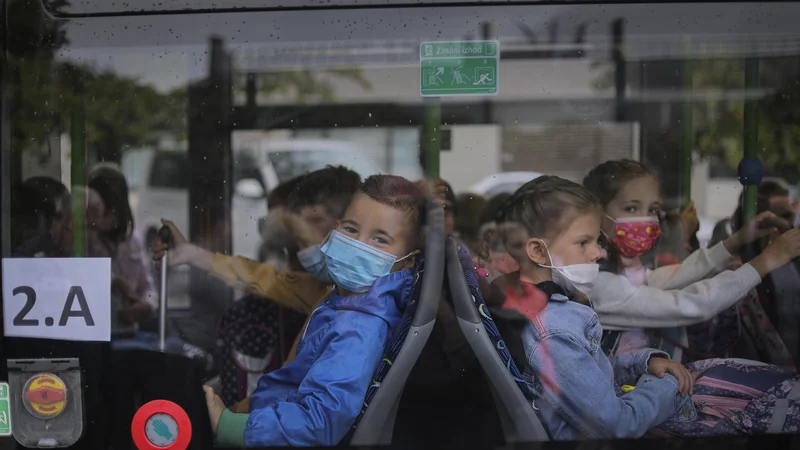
682,37,693,208
742,57,760,221
423,98,441,179
70,99,86,258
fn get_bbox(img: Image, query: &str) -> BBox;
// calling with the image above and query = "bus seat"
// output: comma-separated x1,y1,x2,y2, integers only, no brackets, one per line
347,201,445,445
445,239,551,442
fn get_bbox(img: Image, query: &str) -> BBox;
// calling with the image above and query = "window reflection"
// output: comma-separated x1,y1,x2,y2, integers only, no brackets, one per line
5,1,800,447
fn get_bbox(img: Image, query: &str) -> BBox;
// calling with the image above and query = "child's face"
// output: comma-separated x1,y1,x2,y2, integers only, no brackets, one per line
602,175,661,236
299,203,338,241
336,193,416,271
528,211,604,267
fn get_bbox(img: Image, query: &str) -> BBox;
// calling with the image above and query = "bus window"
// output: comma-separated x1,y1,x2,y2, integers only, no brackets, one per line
4,1,800,448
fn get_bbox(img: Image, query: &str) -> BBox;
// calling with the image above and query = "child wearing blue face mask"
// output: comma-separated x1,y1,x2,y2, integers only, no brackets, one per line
204,174,427,447
155,168,359,347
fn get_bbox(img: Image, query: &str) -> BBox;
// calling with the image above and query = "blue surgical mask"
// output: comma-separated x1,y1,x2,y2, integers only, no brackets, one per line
320,230,412,293
297,243,332,283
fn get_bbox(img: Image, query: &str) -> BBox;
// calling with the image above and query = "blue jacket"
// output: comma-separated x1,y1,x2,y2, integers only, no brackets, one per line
522,282,696,440
243,268,414,447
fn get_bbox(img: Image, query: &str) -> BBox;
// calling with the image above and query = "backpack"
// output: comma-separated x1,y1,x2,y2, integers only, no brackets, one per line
217,295,306,407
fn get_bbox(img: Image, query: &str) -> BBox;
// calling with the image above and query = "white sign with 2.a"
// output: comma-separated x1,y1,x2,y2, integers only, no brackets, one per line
3,258,111,342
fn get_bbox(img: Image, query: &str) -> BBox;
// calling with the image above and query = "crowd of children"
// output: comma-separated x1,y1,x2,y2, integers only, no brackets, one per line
145,158,800,446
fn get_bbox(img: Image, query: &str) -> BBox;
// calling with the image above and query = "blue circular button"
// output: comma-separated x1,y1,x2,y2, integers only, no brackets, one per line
144,413,179,447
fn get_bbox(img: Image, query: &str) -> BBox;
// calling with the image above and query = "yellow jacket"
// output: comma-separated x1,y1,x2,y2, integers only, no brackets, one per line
208,253,331,412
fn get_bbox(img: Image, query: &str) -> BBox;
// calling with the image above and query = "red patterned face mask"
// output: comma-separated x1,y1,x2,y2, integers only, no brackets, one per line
606,216,661,257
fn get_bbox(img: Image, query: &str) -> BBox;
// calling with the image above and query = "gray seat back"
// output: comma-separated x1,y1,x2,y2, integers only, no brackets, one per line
349,201,445,445
445,239,550,442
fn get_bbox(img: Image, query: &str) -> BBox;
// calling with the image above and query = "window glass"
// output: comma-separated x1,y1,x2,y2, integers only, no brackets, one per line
5,1,800,448
268,148,380,183
149,153,190,189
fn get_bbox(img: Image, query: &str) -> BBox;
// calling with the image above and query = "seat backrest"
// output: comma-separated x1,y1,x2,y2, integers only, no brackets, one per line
445,239,550,442
347,201,445,446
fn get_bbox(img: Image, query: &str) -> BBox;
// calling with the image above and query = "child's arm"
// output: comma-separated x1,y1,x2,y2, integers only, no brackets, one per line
591,266,762,330
594,228,800,330
216,411,248,448
645,241,734,290
204,386,248,447
208,253,327,314
647,211,782,290
154,219,328,314
611,348,671,386
243,316,388,447
529,333,687,439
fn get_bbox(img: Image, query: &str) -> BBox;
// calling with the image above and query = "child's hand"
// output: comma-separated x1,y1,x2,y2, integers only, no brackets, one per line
727,211,780,252
153,219,193,268
203,385,225,436
280,210,324,249
647,357,695,396
416,178,448,206
680,200,699,234
750,228,800,277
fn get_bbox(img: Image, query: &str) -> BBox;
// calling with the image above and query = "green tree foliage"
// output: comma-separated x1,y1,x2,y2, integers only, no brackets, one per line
591,55,800,183
9,0,372,164
691,57,800,183
11,56,188,162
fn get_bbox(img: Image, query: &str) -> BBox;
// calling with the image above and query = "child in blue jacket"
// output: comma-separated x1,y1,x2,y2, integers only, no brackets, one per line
204,174,427,447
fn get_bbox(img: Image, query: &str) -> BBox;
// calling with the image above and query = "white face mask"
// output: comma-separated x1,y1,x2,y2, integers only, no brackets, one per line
537,240,599,296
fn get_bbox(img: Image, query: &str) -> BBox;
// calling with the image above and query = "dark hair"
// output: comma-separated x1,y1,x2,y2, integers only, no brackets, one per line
440,179,457,215
287,165,362,219
732,181,793,263
268,174,306,209
479,192,512,227
11,183,48,249
731,180,791,232
455,192,486,251
88,163,134,242
641,211,689,268
583,160,656,273
23,176,69,226
495,175,600,242
583,159,655,207
358,174,426,252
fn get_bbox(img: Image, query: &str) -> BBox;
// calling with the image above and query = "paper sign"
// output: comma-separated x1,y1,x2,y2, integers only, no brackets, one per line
2,258,111,342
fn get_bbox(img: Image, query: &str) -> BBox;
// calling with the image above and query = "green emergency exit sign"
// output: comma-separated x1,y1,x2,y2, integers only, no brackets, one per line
420,41,499,97
0,382,10,436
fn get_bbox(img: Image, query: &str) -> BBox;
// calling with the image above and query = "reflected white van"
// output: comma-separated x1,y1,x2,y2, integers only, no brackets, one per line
121,140,380,307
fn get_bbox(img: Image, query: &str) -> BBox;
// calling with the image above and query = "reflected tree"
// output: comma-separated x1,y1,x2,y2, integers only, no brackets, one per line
247,68,372,103
691,58,800,183
592,55,800,183
8,0,187,165
9,0,373,166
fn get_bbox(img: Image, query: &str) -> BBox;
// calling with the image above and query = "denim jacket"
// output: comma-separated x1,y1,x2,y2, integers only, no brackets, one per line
521,282,696,440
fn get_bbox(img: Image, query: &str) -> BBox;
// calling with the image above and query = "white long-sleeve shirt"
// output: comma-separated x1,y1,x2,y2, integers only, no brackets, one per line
589,242,761,332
